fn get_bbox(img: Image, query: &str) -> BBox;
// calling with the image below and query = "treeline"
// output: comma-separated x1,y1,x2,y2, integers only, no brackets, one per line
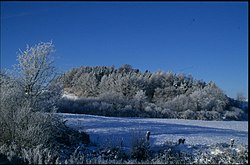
58,64,248,121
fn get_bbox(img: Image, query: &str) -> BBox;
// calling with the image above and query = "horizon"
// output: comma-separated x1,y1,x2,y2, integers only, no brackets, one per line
1,2,248,99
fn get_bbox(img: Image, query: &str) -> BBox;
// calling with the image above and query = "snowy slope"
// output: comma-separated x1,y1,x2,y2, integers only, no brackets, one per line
60,113,248,152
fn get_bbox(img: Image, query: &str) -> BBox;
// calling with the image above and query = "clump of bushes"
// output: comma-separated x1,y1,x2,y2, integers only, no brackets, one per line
1,139,247,164
130,134,150,162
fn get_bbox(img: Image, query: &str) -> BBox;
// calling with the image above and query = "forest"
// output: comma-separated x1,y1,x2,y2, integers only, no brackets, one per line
58,64,248,121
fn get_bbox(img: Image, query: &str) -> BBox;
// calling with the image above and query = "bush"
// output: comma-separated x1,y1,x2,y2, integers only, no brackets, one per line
131,132,150,162
223,108,244,121
179,109,196,120
193,144,248,164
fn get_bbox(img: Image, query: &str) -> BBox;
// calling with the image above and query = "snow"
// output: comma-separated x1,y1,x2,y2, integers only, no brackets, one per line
59,113,248,152
211,148,223,155
62,92,79,100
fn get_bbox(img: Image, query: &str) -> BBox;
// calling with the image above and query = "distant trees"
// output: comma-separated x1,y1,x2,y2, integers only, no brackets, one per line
59,65,247,121
236,92,246,102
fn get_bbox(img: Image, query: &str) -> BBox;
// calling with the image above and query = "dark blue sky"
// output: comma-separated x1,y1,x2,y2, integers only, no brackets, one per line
1,2,248,99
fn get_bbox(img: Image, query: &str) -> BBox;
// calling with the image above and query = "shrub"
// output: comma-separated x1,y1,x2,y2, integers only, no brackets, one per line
131,132,150,162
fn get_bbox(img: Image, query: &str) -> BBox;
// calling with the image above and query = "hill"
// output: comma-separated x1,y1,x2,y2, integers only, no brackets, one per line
58,64,248,121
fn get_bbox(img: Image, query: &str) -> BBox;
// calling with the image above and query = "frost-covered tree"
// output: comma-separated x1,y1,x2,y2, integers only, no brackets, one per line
0,42,63,148
134,90,148,110
118,64,133,74
74,72,98,97
16,41,62,112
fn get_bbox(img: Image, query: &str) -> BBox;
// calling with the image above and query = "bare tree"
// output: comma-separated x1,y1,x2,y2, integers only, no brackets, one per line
16,41,62,112
0,41,63,148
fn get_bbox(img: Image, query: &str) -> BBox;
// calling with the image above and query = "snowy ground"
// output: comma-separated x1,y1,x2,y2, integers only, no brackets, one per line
60,113,248,153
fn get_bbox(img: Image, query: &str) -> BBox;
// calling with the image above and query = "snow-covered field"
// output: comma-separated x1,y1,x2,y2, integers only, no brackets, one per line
60,113,248,153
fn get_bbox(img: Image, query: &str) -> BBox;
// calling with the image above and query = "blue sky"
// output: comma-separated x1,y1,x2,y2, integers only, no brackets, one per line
1,2,248,99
